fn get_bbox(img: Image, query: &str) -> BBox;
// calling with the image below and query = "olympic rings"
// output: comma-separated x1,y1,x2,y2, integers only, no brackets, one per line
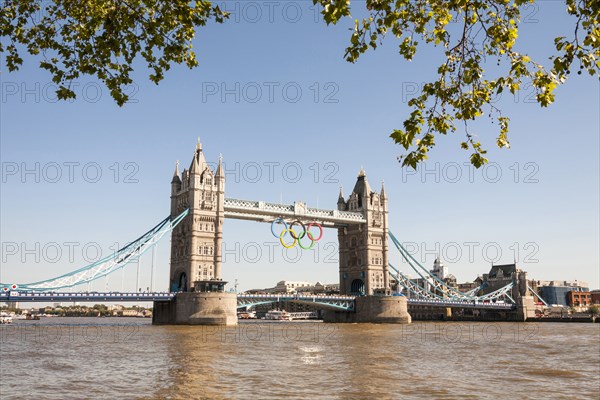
271,218,323,249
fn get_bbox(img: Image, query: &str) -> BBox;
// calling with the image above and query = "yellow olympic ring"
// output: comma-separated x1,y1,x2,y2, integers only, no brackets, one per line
279,228,298,249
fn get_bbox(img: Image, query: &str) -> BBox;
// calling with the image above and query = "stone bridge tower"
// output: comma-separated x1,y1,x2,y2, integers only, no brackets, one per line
169,139,225,292
337,169,390,296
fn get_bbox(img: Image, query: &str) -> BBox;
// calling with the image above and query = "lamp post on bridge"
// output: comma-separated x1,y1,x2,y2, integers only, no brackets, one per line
136,258,140,293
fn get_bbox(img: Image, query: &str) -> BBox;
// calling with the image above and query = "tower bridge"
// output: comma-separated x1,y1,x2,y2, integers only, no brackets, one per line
167,140,393,300
1,140,537,324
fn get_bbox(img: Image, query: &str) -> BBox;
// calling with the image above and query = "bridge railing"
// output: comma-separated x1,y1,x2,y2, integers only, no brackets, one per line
0,291,176,301
407,298,515,308
237,293,356,300
224,198,366,225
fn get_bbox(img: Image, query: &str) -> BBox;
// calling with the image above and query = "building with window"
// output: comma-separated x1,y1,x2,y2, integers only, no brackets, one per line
430,257,448,280
536,280,589,306
566,291,592,307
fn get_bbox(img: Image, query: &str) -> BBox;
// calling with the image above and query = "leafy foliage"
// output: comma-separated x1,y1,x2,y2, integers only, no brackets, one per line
1,0,228,105
2,1,598,167
313,0,600,167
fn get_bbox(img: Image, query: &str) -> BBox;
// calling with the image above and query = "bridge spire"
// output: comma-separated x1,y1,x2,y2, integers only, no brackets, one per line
337,185,344,204
380,180,386,199
171,160,181,183
190,138,207,174
190,151,200,174
216,153,224,177
352,167,371,202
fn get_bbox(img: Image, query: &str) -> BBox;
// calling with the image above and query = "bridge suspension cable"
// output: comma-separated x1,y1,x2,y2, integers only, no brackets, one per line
388,264,447,300
388,231,476,300
1,209,189,292
527,284,548,306
388,231,515,303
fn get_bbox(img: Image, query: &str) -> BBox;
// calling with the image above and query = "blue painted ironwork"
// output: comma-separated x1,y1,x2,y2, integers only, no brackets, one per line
1,209,189,292
0,291,175,302
388,231,516,304
237,294,356,311
1,290,517,310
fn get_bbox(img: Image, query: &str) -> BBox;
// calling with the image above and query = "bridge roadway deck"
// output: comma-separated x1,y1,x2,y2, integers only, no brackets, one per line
0,292,175,302
0,292,516,310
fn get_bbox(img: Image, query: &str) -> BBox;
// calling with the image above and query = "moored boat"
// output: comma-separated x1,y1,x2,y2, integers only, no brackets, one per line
263,309,292,321
0,312,13,324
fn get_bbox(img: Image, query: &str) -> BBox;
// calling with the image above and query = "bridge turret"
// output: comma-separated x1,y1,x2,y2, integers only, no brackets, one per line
337,186,345,209
171,160,181,192
216,154,225,193
352,167,371,211
380,180,389,291
214,154,225,280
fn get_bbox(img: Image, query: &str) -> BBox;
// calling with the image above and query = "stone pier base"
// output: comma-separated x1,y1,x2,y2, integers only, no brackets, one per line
516,296,538,322
153,292,237,325
322,295,411,324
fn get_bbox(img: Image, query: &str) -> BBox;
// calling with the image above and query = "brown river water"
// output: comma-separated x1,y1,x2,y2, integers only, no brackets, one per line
1,318,598,399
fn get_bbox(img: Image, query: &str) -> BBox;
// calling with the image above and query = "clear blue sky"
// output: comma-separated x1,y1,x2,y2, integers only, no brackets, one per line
1,1,598,294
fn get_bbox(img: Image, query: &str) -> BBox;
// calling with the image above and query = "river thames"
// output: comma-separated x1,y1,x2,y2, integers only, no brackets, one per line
1,318,598,399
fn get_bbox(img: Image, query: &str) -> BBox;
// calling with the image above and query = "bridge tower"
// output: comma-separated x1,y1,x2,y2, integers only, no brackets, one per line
169,139,226,292
337,169,390,296
154,139,236,325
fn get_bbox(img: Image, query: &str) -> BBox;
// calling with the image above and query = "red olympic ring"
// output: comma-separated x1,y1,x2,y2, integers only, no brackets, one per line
306,223,323,241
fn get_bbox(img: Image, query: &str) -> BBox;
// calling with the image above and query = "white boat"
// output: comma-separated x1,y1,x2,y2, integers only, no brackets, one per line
0,312,13,324
264,310,292,321
237,310,257,319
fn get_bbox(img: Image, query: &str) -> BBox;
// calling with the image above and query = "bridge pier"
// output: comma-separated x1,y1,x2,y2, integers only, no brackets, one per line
153,292,237,325
322,295,411,324
515,295,537,321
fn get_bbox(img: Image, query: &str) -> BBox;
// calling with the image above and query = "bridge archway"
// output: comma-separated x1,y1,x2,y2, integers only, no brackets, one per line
350,279,365,296
175,272,188,292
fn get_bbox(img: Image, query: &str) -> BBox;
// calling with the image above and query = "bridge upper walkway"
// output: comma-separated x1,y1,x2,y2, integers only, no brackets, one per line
224,198,366,227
